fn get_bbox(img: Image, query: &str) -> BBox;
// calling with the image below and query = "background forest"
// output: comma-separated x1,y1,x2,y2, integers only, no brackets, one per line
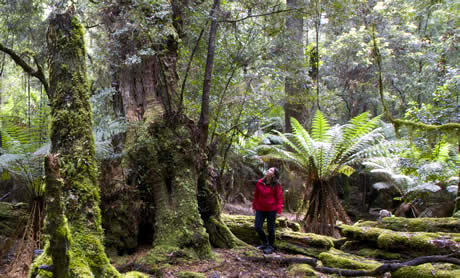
0,0,459,277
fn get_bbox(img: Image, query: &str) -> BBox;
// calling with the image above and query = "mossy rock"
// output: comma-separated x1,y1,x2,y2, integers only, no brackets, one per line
392,263,460,278
318,248,381,271
287,264,319,277
176,271,205,278
355,217,460,233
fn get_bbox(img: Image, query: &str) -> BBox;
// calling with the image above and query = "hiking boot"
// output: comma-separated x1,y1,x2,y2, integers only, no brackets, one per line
263,245,274,254
256,243,268,250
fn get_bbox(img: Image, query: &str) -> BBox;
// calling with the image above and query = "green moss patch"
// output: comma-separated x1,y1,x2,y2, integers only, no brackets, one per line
318,248,381,271
355,217,460,233
176,271,206,278
357,248,401,260
287,264,318,277
392,263,460,278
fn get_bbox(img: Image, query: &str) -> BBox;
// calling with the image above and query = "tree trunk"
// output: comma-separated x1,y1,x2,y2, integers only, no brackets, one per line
284,0,309,132
29,11,120,277
304,181,352,237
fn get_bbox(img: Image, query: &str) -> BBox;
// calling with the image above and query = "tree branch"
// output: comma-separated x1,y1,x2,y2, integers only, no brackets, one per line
220,8,301,23
0,42,49,96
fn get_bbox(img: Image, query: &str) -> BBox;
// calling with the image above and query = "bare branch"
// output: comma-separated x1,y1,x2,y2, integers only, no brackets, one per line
220,8,302,23
0,42,49,96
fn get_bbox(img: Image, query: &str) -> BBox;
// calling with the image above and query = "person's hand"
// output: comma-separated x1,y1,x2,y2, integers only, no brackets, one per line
252,209,256,215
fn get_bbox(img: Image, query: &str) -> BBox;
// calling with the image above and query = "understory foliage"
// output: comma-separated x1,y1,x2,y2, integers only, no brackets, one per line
258,111,386,236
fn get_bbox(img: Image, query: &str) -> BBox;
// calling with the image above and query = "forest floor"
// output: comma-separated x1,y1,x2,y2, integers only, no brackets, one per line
113,203,331,278
114,245,317,278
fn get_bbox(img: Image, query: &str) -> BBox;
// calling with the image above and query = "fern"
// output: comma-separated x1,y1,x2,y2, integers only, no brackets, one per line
258,112,385,184
311,110,331,142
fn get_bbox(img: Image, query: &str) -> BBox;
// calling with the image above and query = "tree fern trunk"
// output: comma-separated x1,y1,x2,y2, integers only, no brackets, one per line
304,181,351,237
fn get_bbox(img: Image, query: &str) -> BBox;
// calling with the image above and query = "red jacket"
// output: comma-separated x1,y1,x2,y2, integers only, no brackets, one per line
252,178,283,214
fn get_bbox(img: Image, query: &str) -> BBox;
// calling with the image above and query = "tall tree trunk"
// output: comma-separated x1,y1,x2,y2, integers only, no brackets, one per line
284,0,309,132
195,0,241,248
29,11,120,277
198,0,219,150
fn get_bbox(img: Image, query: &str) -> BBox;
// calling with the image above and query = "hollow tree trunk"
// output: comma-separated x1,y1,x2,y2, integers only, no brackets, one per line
304,181,352,238
29,11,120,277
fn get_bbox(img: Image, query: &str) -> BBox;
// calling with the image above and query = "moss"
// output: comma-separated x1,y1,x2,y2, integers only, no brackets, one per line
287,264,318,277
339,224,384,242
276,241,325,258
122,271,149,278
377,231,459,254
279,231,335,249
176,271,206,278
392,263,460,278
355,217,460,233
318,248,381,271
29,13,121,278
340,224,460,255
357,248,401,260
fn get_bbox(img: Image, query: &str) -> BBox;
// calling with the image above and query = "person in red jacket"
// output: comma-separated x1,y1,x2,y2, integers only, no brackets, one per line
252,167,283,254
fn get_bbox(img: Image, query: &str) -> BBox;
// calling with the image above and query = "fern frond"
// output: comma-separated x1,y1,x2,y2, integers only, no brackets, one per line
290,118,314,156
311,110,331,142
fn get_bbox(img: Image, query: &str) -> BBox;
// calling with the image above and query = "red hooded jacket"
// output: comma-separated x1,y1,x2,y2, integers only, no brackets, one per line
252,178,283,214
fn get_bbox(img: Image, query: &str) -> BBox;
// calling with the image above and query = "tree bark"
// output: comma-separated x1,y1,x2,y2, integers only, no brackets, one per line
29,11,120,278
284,0,309,132
198,0,220,150
304,181,352,237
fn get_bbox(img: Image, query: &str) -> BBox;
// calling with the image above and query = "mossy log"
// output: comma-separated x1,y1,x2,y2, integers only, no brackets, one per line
355,217,460,233
339,224,460,256
221,214,334,256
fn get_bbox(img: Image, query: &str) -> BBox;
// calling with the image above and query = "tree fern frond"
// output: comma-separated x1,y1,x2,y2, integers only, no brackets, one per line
289,118,315,156
311,110,331,142
342,113,382,149
273,130,303,155
337,165,355,177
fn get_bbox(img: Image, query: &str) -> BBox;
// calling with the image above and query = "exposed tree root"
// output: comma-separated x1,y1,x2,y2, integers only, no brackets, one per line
247,253,460,277
245,255,318,266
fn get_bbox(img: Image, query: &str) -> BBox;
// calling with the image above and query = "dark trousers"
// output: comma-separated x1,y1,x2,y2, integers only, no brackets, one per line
254,210,277,246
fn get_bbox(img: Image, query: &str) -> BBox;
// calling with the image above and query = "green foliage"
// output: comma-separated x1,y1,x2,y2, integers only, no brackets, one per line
258,111,385,181
364,138,459,201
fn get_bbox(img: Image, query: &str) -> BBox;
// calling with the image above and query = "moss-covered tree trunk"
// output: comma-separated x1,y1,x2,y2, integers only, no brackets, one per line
98,0,239,258
29,11,120,278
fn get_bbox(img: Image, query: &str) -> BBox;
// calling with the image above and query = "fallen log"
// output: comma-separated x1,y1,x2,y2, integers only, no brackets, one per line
355,217,460,233
221,214,335,256
314,253,460,277
338,224,460,255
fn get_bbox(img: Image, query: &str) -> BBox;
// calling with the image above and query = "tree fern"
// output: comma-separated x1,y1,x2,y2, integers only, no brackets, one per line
256,112,385,236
